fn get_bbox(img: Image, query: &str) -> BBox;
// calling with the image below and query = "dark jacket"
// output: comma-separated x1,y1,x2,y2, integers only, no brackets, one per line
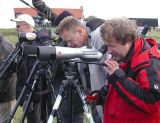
104,38,160,123
16,41,40,99
16,28,53,99
32,0,56,26
0,34,17,102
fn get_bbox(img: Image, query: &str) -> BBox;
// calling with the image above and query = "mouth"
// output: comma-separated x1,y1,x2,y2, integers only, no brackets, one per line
112,54,119,59
71,45,76,48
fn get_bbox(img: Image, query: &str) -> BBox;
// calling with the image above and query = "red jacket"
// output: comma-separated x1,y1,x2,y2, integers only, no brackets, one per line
104,38,160,123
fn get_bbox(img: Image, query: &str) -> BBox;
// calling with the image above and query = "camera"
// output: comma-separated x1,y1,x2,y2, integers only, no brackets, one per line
18,28,59,43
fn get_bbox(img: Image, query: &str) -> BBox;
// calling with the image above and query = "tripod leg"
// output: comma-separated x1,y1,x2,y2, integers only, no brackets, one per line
20,76,38,123
47,81,68,123
68,81,73,123
7,61,39,123
47,80,64,123
20,91,33,123
73,80,95,123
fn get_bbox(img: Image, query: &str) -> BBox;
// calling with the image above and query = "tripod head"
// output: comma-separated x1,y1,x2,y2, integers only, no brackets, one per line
63,61,79,79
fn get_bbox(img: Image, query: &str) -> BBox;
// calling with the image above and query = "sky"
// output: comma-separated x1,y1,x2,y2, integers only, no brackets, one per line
0,0,160,28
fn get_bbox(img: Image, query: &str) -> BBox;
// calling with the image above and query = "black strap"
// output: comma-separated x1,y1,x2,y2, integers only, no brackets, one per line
83,64,91,90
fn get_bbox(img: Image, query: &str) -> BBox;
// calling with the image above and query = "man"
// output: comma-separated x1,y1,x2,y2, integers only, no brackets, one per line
11,14,48,123
12,14,35,33
33,1,106,122
57,16,108,123
11,14,36,101
100,18,160,123
32,1,86,123
0,34,17,123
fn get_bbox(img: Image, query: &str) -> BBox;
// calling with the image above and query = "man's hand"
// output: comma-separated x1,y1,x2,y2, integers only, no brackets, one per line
104,59,119,75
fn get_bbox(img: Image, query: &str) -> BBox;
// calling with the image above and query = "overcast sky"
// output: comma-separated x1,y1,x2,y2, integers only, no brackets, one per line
0,0,160,28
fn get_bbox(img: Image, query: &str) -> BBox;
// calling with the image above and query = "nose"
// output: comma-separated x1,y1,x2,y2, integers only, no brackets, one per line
67,42,75,48
107,53,112,59
107,47,112,54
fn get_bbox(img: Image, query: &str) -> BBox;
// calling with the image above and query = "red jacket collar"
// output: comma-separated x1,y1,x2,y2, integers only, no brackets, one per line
130,38,159,72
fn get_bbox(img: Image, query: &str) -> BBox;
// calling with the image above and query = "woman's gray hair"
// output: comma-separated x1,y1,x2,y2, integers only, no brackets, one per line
100,18,137,45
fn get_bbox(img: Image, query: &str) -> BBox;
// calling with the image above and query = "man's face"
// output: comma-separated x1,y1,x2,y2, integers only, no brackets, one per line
106,40,132,61
60,28,86,48
16,22,29,32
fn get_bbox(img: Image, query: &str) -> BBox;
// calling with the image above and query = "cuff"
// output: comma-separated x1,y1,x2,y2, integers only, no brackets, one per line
109,68,126,83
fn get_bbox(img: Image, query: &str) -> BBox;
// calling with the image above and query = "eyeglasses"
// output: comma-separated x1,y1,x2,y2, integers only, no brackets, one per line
16,24,26,28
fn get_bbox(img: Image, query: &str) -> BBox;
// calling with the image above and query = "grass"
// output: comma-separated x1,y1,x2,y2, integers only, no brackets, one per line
0,28,18,46
0,28,160,46
148,30,160,42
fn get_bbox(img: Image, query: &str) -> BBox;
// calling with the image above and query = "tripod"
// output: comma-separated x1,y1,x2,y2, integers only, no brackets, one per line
47,61,95,123
8,60,63,123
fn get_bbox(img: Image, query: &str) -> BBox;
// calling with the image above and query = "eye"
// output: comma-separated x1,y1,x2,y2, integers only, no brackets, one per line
68,39,73,43
16,25,20,28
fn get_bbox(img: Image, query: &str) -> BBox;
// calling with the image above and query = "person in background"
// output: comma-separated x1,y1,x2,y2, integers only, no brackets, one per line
11,13,36,101
32,0,57,26
0,34,17,123
57,16,109,123
86,18,105,32
32,0,73,27
11,14,40,123
11,14,36,33
100,17,160,123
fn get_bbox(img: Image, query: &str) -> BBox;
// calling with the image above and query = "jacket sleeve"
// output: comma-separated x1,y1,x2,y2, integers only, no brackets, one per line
109,58,160,113
32,0,56,24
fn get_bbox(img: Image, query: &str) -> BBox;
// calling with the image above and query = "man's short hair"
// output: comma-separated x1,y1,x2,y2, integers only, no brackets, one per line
57,16,85,35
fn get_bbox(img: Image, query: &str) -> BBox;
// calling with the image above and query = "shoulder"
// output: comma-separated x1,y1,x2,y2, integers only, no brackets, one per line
0,34,13,54
89,26,104,49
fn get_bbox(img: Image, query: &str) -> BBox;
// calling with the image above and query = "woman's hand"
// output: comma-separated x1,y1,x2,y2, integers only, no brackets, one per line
104,59,119,75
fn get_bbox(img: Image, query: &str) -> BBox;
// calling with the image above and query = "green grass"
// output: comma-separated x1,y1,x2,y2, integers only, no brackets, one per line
12,107,27,123
0,28,18,46
0,29,160,46
148,30,160,42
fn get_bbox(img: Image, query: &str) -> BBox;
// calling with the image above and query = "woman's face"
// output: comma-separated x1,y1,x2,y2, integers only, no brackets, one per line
106,40,132,61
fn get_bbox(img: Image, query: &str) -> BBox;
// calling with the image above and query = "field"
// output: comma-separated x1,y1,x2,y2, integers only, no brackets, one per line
0,28,160,123
0,29,18,46
0,28,160,45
